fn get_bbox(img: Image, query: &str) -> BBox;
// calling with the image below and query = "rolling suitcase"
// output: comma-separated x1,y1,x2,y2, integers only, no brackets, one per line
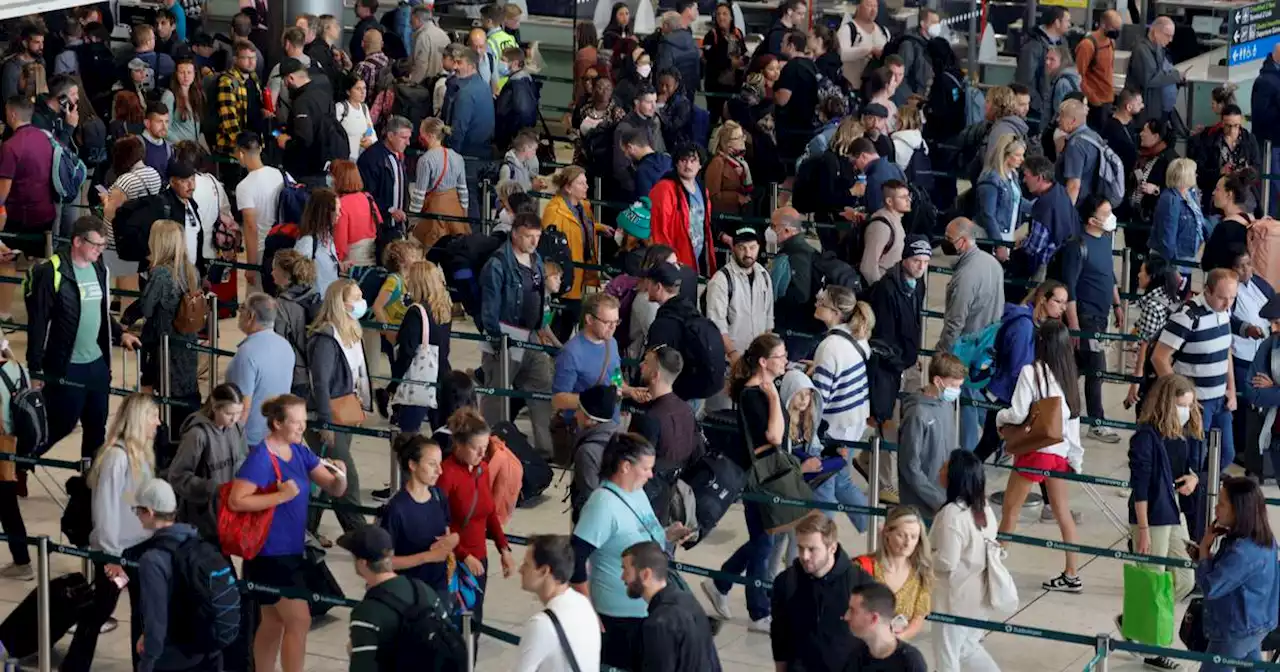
0,572,93,658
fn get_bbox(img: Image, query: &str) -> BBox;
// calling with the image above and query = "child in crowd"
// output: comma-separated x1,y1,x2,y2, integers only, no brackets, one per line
498,130,546,192
494,180,535,235
539,261,564,348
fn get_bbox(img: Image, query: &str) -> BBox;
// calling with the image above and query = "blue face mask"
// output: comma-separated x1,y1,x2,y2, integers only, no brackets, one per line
904,277,917,290
940,386,961,403
497,61,511,77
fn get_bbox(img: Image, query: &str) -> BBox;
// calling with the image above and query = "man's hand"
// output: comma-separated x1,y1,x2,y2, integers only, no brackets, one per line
840,206,858,221
389,208,407,222
850,182,866,197
624,385,651,404
1176,473,1199,496
1114,306,1124,330
66,105,79,128
1140,182,1160,195
1246,325,1266,339
136,634,144,656
665,522,693,544
120,333,141,350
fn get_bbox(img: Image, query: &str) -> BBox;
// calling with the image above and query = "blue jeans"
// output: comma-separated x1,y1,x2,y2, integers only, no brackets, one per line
712,502,773,620
1201,632,1268,671
1269,145,1280,218
1200,396,1236,470
395,404,431,435
960,387,985,453
811,468,869,532
44,357,111,460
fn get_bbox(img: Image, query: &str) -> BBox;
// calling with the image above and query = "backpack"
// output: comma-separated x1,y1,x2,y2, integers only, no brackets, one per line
538,226,572,288
675,315,727,400
844,215,898,288
791,151,836,215
902,181,939,237
318,111,352,165
61,474,92,547
153,534,241,656
391,82,432,138
43,130,88,204
367,579,467,672
951,321,1002,389
811,248,864,296
173,279,209,335
852,22,895,73
276,170,310,226
112,193,175,263
260,221,302,296
960,75,986,128
1248,217,1280,289
1071,131,1125,206
431,232,504,321
0,365,46,457
581,120,617,179
675,449,745,549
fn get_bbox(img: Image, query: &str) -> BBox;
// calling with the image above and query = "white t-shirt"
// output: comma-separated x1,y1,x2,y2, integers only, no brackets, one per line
515,589,602,672
235,166,285,259
191,172,228,260
336,101,374,162
181,199,201,267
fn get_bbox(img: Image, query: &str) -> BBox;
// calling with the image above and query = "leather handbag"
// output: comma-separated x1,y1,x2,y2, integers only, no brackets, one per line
740,398,814,534
217,449,280,559
1000,364,1064,457
330,393,367,426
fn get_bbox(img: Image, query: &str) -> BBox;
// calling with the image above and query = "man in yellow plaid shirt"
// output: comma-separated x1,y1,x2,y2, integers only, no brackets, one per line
215,40,265,155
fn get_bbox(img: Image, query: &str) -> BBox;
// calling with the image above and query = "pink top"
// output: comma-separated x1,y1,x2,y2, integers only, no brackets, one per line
334,191,381,262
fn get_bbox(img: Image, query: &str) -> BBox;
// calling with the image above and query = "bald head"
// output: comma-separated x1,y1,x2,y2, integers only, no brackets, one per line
771,207,804,242
1058,98,1088,132
1150,16,1175,46
947,217,978,242
1100,9,1122,32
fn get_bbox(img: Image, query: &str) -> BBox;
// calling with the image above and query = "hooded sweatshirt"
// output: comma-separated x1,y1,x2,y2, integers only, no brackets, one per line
90,444,153,555
985,114,1030,166
168,411,247,539
897,392,952,514
646,296,714,400
275,283,323,395
770,545,874,670
780,370,844,478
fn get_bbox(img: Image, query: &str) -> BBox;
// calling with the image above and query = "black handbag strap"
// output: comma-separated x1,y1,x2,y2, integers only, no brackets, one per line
604,485,663,546
543,608,583,672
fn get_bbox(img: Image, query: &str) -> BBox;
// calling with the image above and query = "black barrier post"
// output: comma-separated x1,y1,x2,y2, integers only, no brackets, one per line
36,535,50,672
1266,141,1273,216
160,335,173,439
500,334,511,423
1120,248,1132,335
481,180,494,236
79,457,92,580
463,612,475,672
207,293,220,390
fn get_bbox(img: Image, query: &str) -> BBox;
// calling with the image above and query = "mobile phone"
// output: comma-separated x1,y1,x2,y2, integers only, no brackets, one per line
321,458,341,475
271,129,282,138
110,573,128,589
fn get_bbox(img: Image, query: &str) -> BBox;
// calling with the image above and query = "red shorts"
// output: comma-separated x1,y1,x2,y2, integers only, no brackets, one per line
1011,452,1071,483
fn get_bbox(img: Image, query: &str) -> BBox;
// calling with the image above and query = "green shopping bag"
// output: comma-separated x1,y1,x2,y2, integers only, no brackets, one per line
1122,564,1176,645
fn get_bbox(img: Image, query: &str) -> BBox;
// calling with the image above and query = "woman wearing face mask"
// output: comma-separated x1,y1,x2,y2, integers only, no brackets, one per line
168,383,247,540
1203,169,1260,272
292,188,343,297
853,506,933,641
705,120,753,217
1193,477,1280,671
612,45,653,111
702,2,744,125
1116,374,1200,671
899,353,967,517
995,320,1084,593
304,279,373,543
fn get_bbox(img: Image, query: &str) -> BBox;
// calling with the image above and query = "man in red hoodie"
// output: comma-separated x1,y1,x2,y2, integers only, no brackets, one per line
649,143,717,275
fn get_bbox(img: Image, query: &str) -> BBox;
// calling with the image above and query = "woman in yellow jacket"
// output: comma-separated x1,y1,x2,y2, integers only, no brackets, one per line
542,165,611,340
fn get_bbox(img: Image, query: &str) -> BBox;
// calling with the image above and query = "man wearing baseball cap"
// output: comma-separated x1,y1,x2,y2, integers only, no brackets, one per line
276,56,338,185
705,227,773,410
341,525,464,669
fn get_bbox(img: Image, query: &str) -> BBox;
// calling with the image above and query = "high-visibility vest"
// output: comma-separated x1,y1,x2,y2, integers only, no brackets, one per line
486,28,518,91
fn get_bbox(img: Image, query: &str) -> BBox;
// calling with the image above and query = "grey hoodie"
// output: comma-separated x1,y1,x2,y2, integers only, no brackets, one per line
897,392,951,514
168,410,247,540
985,114,1031,166
275,283,322,395
570,420,621,520
307,323,369,423
779,370,821,457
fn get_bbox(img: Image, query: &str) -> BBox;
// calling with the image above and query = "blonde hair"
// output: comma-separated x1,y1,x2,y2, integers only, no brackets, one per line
986,85,1016,119
787,387,816,446
495,179,526,203
897,99,924,132
420,117,450,141
985,134,1026,178
711,120,745,155
271,249,317,287
87,393,158,490
849,301,875,340
381,239,423,273
403,260,452,326
1139,374,1204,440
1166,158,1197,191
309,278,362,347
829,116,865,156
552,165,587,192
874,506,933,590
147,219,199,291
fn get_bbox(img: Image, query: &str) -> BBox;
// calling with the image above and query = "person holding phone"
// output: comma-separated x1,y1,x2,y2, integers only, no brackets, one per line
1194,477,1280,671
227,394,347,672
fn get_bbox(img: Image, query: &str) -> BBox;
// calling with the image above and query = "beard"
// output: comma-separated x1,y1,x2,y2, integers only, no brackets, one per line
625,579,645,599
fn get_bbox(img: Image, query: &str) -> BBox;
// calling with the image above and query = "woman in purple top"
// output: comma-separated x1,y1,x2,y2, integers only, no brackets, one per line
227,394,347,672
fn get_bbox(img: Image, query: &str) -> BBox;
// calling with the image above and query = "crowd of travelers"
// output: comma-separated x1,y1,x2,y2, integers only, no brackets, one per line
0,0,1278,670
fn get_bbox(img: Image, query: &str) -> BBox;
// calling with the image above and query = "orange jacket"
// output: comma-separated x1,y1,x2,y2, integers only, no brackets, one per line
486,435,524,526
649,176,717,274
1074,29,1116,105
542,194,605,299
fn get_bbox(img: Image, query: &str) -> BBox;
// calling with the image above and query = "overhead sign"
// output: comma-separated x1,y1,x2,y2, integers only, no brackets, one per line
1040,0,1088,9
1229,0,1280,66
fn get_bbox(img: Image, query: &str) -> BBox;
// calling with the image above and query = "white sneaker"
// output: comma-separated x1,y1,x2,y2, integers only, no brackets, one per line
0,563,32,581
748,615,773,633
701,579,732,620
1088,426,1122,444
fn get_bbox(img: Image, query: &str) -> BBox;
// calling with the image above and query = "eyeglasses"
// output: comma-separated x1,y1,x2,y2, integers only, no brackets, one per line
588,313,620,327
80,237,107,250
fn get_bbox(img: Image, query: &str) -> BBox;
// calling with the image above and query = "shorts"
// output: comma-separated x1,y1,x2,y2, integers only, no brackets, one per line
242,553,307,606
1011,451,1071,483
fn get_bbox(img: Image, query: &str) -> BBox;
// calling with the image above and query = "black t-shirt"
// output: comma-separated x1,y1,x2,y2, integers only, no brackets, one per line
843,639,929,672
734,384,788,471
516,259,543,331
775,58,819,132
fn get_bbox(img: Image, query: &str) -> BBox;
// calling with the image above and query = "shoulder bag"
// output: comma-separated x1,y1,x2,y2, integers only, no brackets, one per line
603,486,691,593
389,304,441,410
739,391,815,534
551,340,613,467
999,364,1063,457
544,609,583,672
217,448,281,559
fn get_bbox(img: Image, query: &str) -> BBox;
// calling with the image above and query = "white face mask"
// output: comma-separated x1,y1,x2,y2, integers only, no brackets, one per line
926,23,942,38
637,64,652,78
498,209,514,228
1101,213,1118,232
349,299,368,321
1176,406,1191,427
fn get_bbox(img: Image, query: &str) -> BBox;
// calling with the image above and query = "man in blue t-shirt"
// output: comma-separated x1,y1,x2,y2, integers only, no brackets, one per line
551,293,648,423
225,294,296,446
1062,196,1123,443
850,136,907,214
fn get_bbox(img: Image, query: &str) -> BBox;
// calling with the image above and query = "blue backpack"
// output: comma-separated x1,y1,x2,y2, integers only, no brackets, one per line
43,131,87,204
951,321,1002,390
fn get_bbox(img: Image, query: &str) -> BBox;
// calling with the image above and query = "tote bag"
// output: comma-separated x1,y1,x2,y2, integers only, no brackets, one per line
983,537,1019,615
389,304,441,410
740,398,814,534
1123,564,1176,645
1000,364,1064,457
217,450,281,559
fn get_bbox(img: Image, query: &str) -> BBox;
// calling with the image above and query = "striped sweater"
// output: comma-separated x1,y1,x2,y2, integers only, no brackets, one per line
811,325,871,442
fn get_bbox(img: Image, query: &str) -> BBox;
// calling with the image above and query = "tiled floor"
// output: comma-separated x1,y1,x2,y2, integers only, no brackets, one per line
0,249,1254,671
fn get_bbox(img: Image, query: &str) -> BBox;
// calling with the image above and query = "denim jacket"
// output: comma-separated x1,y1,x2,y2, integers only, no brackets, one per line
1195,536,1280,640
974,169,1024,242
478,241,544,338
1152,188,1205,274
1246,334,1280,452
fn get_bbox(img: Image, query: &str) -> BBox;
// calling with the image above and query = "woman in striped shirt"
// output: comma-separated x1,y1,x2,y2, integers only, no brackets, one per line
810,286,874,443
101,135,163,309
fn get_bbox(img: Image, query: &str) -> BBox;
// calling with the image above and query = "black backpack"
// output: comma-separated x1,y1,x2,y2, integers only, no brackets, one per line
113,193,175,263
318,111,352,165
0,365,47,457
675,315,727,400
61,474,92,547
366,579,466,672
812,248,865,295
391,82,433,138
581,121,618,180
538,226,572,284
430,232,504,321
152,534,241,656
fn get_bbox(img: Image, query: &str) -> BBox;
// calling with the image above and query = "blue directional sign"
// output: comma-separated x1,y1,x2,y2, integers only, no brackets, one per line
1229,0,1280,66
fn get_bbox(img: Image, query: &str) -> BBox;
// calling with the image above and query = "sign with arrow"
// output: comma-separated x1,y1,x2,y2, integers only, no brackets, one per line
1229,0,1280,65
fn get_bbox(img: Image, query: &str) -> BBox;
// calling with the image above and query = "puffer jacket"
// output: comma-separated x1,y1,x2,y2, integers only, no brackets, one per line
167,410,246,539
656,29,701,99
542,194,603,300
275,283,322,396
705,260,773,357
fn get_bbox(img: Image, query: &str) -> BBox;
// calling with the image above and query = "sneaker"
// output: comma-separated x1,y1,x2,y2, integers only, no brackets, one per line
0,563,33,581
748,615,772,633
1088,426,1123,444
1042,572,1084,593
1144,656,1180,670
878,487,900,504
372,487,392,501
1039,506,1084,525
700,579,732,620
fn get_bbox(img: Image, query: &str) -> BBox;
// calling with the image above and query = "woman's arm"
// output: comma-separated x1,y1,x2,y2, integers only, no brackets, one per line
371,282,394,324
226,477,292,513
167,426,212,504
103,186,127,223
309,462,347,497
333,204,352,261
762,384,784,449
995,365,1034,427
1151,193,1177,261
